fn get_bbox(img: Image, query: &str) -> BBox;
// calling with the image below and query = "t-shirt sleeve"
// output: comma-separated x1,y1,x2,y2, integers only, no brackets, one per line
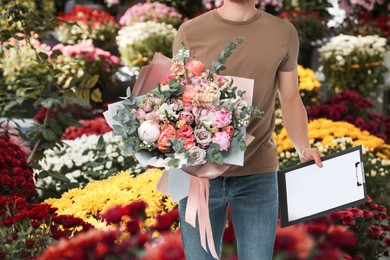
278,24,299,72
172,22,188,57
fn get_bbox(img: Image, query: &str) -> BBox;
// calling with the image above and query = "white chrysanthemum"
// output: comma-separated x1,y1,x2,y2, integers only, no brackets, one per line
116,21,177,67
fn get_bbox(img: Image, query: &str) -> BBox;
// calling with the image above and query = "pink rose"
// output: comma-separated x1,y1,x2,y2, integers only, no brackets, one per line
213,108,232,128
178,111,194,124
211,131,231,151
182,84,197,104
185,60,205,76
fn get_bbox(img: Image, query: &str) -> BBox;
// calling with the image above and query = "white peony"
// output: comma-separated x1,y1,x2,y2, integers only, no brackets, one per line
137,120,160,142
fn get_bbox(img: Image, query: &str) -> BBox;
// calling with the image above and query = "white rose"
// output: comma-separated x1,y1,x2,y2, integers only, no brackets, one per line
137,120,160,142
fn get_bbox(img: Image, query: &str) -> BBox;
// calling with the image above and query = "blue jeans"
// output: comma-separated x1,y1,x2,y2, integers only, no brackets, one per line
179,172,278,260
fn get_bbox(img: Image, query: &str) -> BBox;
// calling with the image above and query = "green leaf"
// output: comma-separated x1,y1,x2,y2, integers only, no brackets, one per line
48,171,70,183
41,127,56,141
97,135,104,149
80,74,100,89
38,52,48,61
38,171,50,178
50,49,62,59
41,98,53,108
47,119,63,136
59,182,80,189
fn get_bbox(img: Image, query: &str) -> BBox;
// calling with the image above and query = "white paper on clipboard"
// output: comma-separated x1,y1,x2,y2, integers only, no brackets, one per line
278,146,367,227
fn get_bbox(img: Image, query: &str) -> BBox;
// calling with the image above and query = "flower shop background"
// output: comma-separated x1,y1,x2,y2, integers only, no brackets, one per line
0,0,389,259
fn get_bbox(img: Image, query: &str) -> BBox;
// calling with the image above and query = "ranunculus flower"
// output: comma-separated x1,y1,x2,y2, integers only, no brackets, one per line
183,141,195,150
177,125,194,140
194,128,212,146
138,120,160,142
212,131,231,151
178,111,194,124
142,99,153,112
182,84,197,104
157,124,176,152
213,108,232,128
185,60,205,76
183,103,193,112
136,109,146,120
188,146,206,166
222,126,235,138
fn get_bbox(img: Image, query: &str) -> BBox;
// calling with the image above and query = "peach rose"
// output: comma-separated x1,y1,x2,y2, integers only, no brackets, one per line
182,84,197,104
185,60,205,76
157,124,176,153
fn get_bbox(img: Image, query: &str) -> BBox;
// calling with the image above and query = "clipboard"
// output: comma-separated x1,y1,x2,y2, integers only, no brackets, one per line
278,145,367,228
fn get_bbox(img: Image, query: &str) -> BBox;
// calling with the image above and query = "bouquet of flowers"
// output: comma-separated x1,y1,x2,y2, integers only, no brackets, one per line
116,21,176,67
56,6,119,49
109,43,262,169
318,34,388,97
119,2,183,28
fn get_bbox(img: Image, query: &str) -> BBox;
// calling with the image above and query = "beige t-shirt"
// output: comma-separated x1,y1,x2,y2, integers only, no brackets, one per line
173,9,299,176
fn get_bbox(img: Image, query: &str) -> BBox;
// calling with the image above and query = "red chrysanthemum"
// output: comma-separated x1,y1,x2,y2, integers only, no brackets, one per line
0,136,36,199
143,232,185,260
326,225,357,249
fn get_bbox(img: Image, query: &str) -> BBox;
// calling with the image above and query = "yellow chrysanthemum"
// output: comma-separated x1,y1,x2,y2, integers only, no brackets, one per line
45,169,176,227
298,65,321,92
275,119,389,159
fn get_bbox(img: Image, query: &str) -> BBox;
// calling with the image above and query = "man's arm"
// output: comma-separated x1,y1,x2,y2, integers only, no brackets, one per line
278,69,323,167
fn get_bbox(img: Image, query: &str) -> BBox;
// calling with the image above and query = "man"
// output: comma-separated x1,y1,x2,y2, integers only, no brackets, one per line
173,0,323,259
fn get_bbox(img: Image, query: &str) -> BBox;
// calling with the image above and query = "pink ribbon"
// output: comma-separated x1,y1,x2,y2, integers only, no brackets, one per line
186,176,219,259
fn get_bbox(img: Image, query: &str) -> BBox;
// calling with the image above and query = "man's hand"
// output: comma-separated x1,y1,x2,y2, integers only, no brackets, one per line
299,147,324,168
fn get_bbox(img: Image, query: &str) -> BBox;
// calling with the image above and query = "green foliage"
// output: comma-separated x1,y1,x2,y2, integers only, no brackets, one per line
0,1,92,173
212,38,243,74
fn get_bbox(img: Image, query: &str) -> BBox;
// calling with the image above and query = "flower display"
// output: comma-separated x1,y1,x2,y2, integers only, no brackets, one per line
278,10,329,45
0,0,55,31
56,6,119,49
52,42,121,103
119,2,183,28
44,169,176,228
39,200,180,260
0,195,93,259
35,131,140,199
318,34,388,97
0,35,51,85
343,12,390,42
112,46,262,168
0,135,36,199
62,117,112,140
275,118,389,155
116,21,177,67
307,90,390,142
338,0,390,15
